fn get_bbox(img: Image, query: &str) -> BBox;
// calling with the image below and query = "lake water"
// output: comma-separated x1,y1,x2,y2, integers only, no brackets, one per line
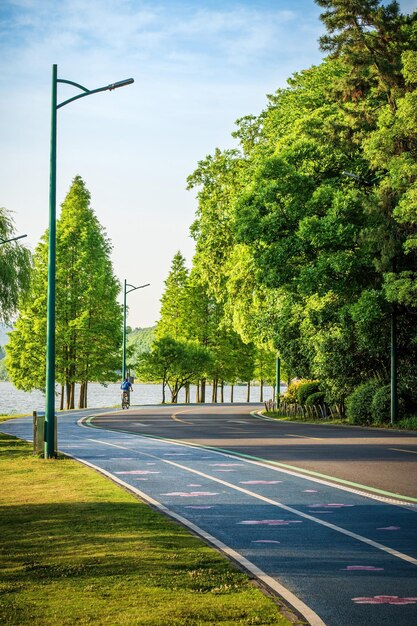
0,381,276,415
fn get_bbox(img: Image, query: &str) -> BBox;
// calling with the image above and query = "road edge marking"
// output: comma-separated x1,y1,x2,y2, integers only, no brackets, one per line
81,415,417,507
62,450,326,626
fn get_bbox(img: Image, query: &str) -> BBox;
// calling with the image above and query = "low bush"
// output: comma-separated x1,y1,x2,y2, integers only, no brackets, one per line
284,379,315,403
371,385,390,424
397,416,417,430
305,391,325,406
346,379,382,425
297,381,320,405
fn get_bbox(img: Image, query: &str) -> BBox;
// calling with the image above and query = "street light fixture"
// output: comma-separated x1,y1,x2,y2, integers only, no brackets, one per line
122,280,150,381
45,64,134,459
0,234,27,245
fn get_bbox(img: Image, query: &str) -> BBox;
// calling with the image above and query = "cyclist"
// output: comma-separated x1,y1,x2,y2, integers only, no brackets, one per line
121,377,133,408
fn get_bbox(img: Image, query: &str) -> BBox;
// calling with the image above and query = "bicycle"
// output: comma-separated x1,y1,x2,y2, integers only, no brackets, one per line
121,390,130,409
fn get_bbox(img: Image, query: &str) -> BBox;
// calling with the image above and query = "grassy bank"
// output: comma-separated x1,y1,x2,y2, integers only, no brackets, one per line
0,431,293,626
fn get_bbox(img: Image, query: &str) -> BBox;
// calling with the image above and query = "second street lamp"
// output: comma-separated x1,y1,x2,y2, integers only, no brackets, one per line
45,65,134,459
122,280,150,382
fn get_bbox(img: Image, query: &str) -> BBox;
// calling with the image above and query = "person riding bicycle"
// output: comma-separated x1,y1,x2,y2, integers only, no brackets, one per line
121,378,133,408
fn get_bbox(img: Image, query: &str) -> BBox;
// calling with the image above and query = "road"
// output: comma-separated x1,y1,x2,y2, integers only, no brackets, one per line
91,403,417,500
1,405,417,626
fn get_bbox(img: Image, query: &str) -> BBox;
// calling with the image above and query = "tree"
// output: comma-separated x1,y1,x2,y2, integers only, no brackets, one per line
6,176,122,407
0,207,31,324
136,336,213,403
155,252,189,340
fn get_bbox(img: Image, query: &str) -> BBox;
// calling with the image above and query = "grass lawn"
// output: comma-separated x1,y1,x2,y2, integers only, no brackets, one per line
0,431,294,626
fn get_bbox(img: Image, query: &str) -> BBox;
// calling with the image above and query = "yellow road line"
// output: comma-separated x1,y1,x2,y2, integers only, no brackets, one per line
286,434,323,441
170,408,197,424
389,448,417,455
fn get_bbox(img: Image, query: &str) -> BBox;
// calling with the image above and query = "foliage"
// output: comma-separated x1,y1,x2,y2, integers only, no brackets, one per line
155,252,189,340
397,415,417,430
0,207,32,325
296,381,321,405
126,326,155,372
136,336,213,403
346,380,382,425
305,391,326,406
182,0,417,409
6,177,122,407
284,379,315,404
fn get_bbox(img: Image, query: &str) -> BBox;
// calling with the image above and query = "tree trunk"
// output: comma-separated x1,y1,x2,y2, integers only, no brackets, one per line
196,381,200,403
84,382,88,408
230,384,234,403
60,385,64,411
212,379,218,403
70,382,75,409
78,382,84,409
201,378,206,403
162,380,166,404
260,380,263,403
220,381,224,403
66,382,71,410
246,381,251,403
185,383,190,403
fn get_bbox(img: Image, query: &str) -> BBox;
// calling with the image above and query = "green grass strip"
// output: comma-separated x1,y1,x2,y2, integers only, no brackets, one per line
0,432,292,626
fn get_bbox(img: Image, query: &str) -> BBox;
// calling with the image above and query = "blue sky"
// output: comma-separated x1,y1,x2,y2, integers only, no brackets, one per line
1,0,416,327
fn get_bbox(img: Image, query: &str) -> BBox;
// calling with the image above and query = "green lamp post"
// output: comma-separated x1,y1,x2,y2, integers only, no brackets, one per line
122,280,150,381
45,64,134,458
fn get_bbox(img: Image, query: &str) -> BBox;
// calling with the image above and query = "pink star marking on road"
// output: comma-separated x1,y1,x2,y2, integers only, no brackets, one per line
352,596,417,605
161,491,219,497
343,566,384,571
239,480,282,485
238,519,302,526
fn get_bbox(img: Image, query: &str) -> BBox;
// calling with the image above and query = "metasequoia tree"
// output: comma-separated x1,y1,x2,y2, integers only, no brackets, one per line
6,176,122,407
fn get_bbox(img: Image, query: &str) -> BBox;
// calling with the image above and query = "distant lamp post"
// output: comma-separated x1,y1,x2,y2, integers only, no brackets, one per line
0,234,27,245
122,280,150,381
45,64,134,459
343,170,398,425
275,355,281,407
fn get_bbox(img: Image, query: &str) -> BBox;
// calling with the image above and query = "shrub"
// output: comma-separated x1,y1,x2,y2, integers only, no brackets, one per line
305,391,325,406
284,379,315,403
371,384,406,425
297,381,320,405
370,385,391,424
346,380,382,425
397,416,417,430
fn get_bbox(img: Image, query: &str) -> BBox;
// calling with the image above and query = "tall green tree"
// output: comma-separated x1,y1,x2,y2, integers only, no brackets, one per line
6,177,122,407
155,251,189,340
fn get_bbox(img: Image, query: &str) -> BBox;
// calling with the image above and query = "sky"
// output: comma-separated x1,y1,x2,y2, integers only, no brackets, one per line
1,0,416,329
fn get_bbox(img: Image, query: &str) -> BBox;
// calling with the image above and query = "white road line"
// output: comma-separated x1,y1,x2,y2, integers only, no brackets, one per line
64,450,326,626
389,447,417,455
87,437,417,567
82,418,417,508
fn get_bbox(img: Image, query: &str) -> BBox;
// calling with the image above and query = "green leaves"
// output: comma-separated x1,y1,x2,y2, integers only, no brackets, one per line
6,177,122,401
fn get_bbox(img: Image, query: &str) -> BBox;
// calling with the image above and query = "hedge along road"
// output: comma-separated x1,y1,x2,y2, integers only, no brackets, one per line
1,406,417,626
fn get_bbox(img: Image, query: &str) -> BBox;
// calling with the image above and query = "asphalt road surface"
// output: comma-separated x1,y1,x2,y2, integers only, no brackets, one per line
2,406,417,626
91,403,417,500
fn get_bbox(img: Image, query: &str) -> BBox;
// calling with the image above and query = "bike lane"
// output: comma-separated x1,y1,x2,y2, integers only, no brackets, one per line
2,410,417,626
